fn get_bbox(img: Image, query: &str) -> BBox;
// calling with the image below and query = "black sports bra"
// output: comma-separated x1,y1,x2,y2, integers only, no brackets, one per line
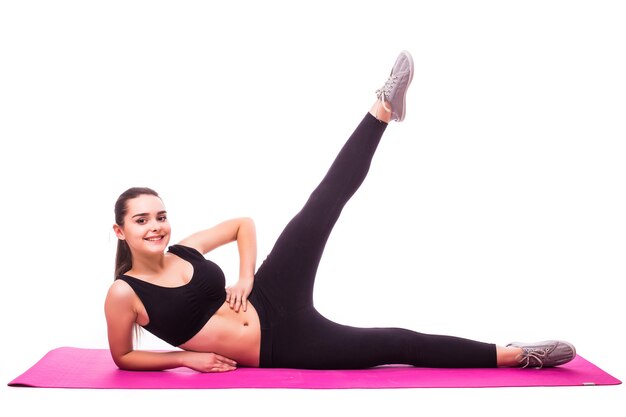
116,244,227,346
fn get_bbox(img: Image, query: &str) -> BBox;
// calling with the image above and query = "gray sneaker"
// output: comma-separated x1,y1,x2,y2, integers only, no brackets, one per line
507,340,577,368
376,50,414,122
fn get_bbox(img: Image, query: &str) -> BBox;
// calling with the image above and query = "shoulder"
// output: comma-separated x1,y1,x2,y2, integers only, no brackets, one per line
104,281,141,336
105,280,136,305
104,280,140,322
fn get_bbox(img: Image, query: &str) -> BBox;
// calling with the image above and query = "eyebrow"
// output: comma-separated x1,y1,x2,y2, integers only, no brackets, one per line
132,210,167,219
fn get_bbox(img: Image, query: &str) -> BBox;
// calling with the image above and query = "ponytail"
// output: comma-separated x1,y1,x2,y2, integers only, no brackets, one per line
114,239,133,279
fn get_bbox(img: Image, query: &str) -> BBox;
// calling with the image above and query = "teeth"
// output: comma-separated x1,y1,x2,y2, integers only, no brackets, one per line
145,237,162,241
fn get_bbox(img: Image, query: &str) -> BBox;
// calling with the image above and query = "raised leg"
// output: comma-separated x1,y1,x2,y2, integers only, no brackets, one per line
254,112,387,312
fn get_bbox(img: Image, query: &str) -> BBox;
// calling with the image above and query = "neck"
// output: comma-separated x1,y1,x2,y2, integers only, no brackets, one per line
127,251,166,278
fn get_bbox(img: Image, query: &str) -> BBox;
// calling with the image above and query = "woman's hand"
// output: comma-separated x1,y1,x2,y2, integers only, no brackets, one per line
183,351,237,373
226,277,254,312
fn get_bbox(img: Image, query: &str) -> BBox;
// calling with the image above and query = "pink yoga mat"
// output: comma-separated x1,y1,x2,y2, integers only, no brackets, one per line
8,347,621,389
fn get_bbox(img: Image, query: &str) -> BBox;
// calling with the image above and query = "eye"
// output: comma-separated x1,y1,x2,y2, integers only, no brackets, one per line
158,215,168,222
135,218,147,225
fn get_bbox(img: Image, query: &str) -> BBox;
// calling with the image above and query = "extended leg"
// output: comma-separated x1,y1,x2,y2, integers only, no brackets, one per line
269,308,498,369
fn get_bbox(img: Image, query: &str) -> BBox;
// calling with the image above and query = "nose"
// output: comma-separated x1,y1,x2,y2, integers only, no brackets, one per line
150,220,161,232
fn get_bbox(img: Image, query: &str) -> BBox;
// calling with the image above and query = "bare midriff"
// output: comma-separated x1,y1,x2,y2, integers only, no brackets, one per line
178,300,262,367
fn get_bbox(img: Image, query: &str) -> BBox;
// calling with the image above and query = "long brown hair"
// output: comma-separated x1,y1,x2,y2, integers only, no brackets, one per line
113,187,160,279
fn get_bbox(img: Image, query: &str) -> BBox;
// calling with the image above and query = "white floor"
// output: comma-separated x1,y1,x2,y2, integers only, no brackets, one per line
2,1,624,415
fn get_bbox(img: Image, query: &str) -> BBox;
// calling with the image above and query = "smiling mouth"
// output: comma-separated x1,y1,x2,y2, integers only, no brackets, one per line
144,236,164,242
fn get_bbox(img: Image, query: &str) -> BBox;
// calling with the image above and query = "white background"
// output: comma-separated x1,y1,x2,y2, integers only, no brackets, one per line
1,0,624,415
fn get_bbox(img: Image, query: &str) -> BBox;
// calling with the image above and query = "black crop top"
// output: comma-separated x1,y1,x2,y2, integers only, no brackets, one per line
115,244,227,346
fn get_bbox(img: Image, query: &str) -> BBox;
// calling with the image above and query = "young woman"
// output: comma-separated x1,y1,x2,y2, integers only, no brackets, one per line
105,51,576,372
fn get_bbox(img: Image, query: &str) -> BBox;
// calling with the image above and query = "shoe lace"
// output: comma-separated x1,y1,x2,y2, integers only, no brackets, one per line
518,348,548,369
376,74,399,112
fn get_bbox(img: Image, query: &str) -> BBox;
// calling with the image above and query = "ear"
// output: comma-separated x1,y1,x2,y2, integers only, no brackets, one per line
113,224,125,240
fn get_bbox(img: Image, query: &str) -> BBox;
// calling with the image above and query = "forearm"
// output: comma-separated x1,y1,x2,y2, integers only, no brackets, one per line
115,349,188,371
236,217,257,280
114,349,238,373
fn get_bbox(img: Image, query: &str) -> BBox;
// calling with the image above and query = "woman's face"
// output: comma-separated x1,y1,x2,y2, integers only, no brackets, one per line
114,194,171,257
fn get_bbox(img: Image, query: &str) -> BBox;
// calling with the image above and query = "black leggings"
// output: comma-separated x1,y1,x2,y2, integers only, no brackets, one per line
248,113,497,369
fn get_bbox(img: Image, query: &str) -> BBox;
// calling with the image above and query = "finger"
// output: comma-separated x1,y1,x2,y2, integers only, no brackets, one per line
241,297,248,312
230,291,241,312
215,354,237,367
211,362,230,371
215,365,236,372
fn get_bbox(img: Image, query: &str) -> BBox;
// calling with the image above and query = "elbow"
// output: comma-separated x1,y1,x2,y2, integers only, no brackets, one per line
237,217,256,236
110,350,134,371
115,363,132,371
111,355,127,370
114,359,132,371
240,217,255,227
